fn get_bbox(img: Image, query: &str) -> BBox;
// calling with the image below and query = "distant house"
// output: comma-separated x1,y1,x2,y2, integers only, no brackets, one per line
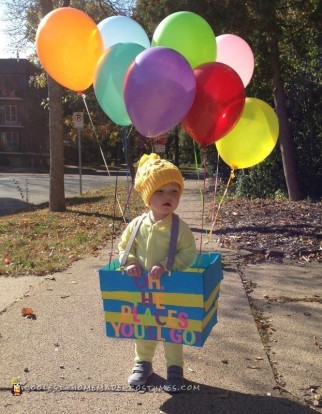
0,58,49,169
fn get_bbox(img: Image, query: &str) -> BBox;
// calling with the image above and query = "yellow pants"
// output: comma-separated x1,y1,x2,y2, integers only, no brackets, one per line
134,339,183,368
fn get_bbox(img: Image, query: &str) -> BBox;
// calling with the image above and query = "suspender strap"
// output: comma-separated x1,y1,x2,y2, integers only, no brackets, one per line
120,213,180,275
166,213,179,273
120,214,146,269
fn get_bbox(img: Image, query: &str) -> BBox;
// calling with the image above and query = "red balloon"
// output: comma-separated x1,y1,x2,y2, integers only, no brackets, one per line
182,62,245,147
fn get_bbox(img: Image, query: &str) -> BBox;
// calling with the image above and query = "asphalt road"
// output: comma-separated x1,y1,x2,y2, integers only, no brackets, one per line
0,173,128,215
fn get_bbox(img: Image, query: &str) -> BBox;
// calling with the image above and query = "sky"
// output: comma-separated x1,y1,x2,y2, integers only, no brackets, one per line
0,5,30,59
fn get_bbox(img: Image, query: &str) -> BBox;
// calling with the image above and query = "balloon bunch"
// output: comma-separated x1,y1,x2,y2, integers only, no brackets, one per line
36,7,279,169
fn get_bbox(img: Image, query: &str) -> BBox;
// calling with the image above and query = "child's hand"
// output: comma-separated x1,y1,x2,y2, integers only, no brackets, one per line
126,263,142,277
149,263,165,280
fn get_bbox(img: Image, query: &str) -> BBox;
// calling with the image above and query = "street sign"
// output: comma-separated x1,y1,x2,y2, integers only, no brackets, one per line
154,135,167,154
73,112,84,129
155,136,167,145
154,144,166,153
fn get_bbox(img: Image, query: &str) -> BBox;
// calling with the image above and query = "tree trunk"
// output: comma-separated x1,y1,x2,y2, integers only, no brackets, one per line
269,21,303,200
40,0,67,211
48,75,66,211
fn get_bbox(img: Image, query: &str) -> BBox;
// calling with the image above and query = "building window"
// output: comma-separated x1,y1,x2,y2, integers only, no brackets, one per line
5,105,17,123
0,105,18,125
0,132,22,152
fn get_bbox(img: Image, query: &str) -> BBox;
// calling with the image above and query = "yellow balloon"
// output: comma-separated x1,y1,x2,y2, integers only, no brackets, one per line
216,98,279,169
36,7,103,92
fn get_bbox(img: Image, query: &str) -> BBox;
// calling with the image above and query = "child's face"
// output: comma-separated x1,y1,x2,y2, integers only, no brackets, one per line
149,182,181,219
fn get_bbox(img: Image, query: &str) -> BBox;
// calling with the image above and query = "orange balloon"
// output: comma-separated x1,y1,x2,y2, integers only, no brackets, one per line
36,7,103,92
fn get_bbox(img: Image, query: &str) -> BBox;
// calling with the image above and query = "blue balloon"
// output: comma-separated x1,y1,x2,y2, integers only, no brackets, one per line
98,16,150,50
124,47,196,137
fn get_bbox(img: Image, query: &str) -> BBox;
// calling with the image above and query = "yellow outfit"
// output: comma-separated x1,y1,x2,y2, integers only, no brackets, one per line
119,153,196,370
118,212,196,367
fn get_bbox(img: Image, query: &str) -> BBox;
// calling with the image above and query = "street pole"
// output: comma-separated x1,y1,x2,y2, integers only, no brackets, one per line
77,128,82,195
73,112,84,196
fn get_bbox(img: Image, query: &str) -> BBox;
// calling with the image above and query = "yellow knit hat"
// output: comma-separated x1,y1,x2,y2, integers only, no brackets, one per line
135,153,184,205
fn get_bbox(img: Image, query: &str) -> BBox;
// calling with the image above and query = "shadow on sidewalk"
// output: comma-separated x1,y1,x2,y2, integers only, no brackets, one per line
159,382,315,414
134,374,316,413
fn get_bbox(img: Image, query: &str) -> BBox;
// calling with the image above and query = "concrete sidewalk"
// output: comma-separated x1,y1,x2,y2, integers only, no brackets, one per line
0,180,320,413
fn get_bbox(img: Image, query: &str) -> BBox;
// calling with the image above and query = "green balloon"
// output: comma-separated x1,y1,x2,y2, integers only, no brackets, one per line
152,11,216,68
94,43,145,126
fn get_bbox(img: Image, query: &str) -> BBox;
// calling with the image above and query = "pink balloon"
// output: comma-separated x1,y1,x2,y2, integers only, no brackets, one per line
216,34,254,87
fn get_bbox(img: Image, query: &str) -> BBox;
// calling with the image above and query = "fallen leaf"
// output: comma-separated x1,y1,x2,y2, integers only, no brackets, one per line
21,307,34,316
4,257,11,265
21,307,37,320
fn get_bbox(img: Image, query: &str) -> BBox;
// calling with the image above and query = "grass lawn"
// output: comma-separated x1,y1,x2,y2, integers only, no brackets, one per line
0,183,145,277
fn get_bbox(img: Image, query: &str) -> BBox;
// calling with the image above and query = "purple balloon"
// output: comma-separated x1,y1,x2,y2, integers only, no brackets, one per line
124,47,196,137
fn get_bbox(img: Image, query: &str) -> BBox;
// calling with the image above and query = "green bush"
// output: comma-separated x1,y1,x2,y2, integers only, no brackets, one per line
233,149,287,199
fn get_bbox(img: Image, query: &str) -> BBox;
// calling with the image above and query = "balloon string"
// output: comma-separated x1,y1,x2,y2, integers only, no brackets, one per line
208,169,235,241
81,94,126,224
192,141,204,217
121,126,137,225
211,152,220,223
117,185,135,234
122,127,132,222
117,126,136,231
109,173,119,266
199,147,207,257
193,141,200,180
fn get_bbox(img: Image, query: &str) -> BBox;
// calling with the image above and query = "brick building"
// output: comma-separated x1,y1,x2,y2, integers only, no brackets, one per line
0,58,49,168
